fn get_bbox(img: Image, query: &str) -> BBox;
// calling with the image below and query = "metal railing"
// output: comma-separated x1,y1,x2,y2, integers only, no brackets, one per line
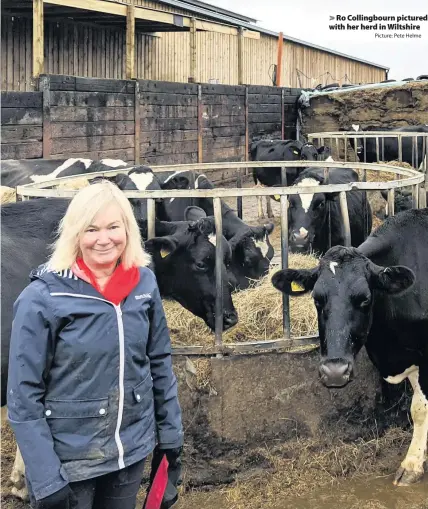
17,160,425,355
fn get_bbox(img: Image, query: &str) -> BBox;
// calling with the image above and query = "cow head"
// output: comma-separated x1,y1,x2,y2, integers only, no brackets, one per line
288,171,334,254
380,189,413,217
300,144,332,161
272,246,415,387
143,215,238,332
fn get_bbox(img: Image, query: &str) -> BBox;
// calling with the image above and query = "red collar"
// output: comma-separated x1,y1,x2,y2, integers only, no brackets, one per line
74,258,140,305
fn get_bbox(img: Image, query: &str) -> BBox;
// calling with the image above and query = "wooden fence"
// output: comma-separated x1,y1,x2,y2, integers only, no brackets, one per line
1,74,301,182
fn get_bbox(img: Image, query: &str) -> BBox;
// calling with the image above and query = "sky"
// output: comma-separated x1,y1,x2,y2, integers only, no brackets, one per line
210,0,428,82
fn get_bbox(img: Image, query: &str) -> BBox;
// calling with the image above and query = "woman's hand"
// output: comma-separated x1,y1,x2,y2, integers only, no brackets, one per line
36,484,77,509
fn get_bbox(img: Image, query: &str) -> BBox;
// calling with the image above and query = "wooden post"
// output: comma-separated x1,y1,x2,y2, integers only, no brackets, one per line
189,17,197,83
134,80,140,164
280,194,290,339
40,74,51,158
244,86,249,176
197,84,203,163
276,31,283,86
238,27,244,85
281,88,285,139
33,0,44,79
126,5,135,79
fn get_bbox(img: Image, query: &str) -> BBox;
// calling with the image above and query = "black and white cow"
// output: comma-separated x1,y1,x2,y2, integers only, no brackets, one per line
1,158,129,187
272,208,428,486
250,139,333,218
288,167,372,255
155,171,275,290
349,125,428,169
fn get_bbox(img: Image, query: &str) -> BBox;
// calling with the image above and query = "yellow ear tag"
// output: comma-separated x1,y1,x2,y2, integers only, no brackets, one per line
274,194,280,201
293,150,299,155
291,281,304,292
160,249,170,258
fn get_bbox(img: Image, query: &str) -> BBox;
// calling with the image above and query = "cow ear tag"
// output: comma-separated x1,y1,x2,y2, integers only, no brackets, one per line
274,194,281,201
160,248,170,258
291,281,304,292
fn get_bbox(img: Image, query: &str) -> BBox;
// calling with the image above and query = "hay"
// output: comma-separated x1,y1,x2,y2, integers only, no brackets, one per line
164,253,319,346
0,186,16,204
56,177,90,190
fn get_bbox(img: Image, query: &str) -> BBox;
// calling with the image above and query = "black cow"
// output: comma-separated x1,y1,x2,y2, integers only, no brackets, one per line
349,125,428,169
1,158,129,187
288,167,372,255
250,139,332,218
379,188,428,218
272,208,428,486
155,171,274,290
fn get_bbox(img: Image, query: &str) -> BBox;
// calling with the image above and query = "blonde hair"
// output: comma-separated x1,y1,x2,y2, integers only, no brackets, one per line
48,181,151,271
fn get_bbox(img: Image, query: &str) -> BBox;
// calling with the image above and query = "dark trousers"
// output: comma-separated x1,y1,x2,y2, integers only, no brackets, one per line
30,459,146,509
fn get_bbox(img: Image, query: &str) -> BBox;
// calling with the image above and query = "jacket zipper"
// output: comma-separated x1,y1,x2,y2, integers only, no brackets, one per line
50,292,126,469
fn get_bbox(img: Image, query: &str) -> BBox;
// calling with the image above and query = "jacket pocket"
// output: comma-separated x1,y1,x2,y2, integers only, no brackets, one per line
44,398,109,461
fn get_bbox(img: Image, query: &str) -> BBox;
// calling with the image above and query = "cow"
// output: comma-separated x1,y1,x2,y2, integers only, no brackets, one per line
349,125,428,169
250,139,333,218
287,167,372,255
1,158,129,187
379,188,428,218
271,208,428,486
1,197,238,499
155,171,275,290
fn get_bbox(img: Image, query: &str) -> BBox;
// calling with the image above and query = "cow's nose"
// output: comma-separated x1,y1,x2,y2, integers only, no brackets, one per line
291,228,309,243
319,359,353,388
223,310,238,330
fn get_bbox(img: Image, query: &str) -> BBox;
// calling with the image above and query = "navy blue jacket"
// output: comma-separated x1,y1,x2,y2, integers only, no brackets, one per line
7,264,183,501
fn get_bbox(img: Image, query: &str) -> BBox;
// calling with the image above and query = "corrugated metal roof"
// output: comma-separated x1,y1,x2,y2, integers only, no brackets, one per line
177,0,257,23
155,0,390,71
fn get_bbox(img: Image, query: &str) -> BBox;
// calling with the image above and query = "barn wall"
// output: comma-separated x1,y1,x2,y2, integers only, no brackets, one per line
1,75,301,179
1,13,386,92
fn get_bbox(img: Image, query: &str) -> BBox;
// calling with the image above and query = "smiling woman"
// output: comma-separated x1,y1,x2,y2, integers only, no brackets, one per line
7,181,184,509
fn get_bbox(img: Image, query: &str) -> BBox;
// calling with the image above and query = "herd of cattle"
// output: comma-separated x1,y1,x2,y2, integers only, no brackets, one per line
1,122,427,497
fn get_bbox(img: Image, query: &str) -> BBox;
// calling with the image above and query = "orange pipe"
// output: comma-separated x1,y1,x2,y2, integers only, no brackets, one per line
276,31,283,86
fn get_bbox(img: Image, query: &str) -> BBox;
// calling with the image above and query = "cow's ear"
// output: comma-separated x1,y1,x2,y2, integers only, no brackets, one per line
144,236,178,260
271,268,318,296
263,222,275,235
380,189,388,201
184,205,207,222
162,175,189,190
371,264,415,295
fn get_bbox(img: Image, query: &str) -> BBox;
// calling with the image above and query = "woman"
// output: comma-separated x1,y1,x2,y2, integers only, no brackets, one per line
7,181,183,509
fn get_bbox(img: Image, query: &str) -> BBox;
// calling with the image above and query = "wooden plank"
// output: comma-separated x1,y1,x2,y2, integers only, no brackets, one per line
139,130,198,143
238,27,244,85
1,125,43,142
1,142,43,159
1,92,43,108
33,0,44,78
249,113,282,123
189,17,196,83
248,103,282,114
143,105,198,118
140,140,198,155
75,77,131,93
1,19,7,91
197,84,202,163
50,91,134,107
202,95,245,106
202,135,245,150
134,79,140,164
141,152,198,165
1,108,43,125
140,92,197,106
51,120,135,138
53,147,135,161
248,93,282,104
202,104,244,116
249,122,281,134
19,15,26,91
139,80,198,95
201,84,245,96
126,5,135,80
202,126,245,137
202,114,245,128
44,0,127,17
40,75,51,157
140,117,198,131
51,134,135,154
203,146,244,159
248,86,281,95
50,106,135,122
49,74,76,90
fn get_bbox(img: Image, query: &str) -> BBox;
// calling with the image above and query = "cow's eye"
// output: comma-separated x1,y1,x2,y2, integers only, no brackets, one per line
359,297,371,308
316,202,325,210
195,261,208,271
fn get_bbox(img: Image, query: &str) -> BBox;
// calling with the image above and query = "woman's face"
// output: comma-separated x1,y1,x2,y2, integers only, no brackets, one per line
79,203,127,269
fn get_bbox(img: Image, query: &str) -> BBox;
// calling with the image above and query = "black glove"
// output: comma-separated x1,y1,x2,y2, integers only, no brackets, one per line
146,446,183,509
36,484,76,509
